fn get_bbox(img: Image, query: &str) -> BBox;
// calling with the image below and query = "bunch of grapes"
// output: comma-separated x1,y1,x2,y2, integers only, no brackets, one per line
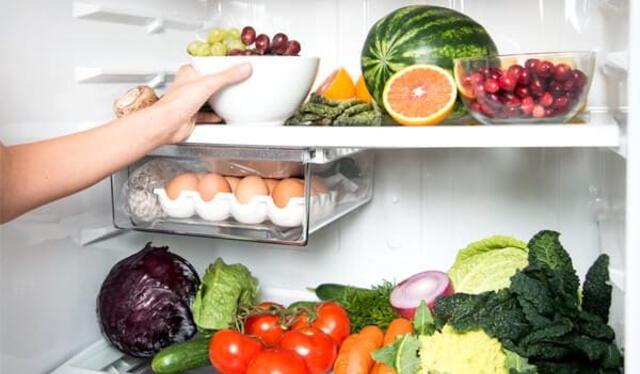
187,26,301,57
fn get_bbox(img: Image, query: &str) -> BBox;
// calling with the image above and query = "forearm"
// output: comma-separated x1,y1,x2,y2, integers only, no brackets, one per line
0,103,179,223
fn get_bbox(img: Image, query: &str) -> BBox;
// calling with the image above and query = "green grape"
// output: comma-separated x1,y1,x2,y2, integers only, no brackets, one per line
226,27,241,40
225,39,247,52
195,43,211,56
187,40,206,55
207,28,225,44
209,42,228,56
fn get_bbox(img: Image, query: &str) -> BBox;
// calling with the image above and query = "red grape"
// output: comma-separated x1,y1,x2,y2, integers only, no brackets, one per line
283,40,301,56
241,26,256,46
228,49,245,56
271,33,289,54
255,34,270,54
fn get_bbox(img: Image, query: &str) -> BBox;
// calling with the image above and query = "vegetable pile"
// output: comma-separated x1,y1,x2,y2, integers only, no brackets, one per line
435,231,622,373
368,230,622,374
285,93,383,126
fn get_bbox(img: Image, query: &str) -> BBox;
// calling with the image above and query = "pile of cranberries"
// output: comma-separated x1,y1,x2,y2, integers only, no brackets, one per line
460,58,589,120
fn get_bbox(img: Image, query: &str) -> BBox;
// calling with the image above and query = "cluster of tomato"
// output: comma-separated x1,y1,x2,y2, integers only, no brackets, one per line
209,301,351,374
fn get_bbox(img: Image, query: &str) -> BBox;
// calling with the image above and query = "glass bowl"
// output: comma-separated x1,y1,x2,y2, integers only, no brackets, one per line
453,52,595,124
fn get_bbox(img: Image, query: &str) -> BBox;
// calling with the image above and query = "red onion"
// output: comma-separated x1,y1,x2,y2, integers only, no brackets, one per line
390,271,454,319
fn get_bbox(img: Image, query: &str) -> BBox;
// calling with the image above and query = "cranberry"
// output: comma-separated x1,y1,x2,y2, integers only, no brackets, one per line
549,80,564,97
479,102,495,116
532,104,546,118
529,78,546,97
507,96,522,107
573,70,588,89
498,75,516,92
562,78,576,92
536,60,554,78
484,78,500,93
545,107,555,117
487,92,501,104
539,92,554,107
470,73,484,85
479,67,491,77
505,105,522,117
525,58,540,70
471,101,482,113
521,96,535,115
553,63,572,81
551,96,569,110
518,69,532,85
507,65,524,81
489,66,502,80
515,85,530,99
566,90,578,101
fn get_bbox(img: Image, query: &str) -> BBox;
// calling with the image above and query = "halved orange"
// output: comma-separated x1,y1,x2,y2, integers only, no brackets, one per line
315,67,356,101
453,60,475,99
383,64,458,126
355,75,374,103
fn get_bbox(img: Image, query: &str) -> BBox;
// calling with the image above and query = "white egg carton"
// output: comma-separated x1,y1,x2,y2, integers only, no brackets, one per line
153,189,337,227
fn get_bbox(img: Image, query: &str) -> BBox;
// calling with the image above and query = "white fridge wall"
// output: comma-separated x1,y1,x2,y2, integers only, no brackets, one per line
0,0,630,373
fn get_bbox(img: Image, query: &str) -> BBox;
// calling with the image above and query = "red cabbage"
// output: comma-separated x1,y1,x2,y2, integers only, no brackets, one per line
97,243,200,357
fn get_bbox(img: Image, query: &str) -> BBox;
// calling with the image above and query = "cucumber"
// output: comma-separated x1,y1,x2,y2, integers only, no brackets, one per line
314,283,371,303
151,337,210,374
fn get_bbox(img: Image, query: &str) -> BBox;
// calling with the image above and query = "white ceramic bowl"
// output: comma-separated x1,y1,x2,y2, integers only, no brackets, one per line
192,56,320,126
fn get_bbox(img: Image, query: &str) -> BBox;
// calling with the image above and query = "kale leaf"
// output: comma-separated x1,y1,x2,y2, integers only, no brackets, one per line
582,254,612,323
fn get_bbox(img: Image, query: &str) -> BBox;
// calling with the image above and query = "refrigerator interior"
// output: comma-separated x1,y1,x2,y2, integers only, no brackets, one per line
0,0,634,373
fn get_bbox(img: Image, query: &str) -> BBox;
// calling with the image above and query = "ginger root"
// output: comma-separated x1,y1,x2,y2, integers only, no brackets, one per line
113,86,159,117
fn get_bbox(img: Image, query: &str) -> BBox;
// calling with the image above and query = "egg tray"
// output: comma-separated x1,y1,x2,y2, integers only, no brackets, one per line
153,189,337,227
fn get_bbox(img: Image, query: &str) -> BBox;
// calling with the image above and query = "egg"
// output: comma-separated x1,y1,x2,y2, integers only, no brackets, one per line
264,178,279,194
225,176,240,193
272,178,305,208
198,173,231,201
235,176,269,204
165,173,199,200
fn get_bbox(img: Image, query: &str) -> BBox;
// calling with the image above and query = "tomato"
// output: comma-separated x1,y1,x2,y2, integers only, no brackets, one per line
279,327,337,374
312,302,351,345
246,349,308,374
245,313,285,347
291,312,310,330
209,329,264,374
257,301,283,310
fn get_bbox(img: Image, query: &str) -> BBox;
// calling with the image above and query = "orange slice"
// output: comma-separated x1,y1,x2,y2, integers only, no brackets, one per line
355,75,374,103
382,64,457,126
315,67,356,100
453,60,474,99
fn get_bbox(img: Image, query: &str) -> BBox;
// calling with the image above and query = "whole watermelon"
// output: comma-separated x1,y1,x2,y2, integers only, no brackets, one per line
361,5,498,108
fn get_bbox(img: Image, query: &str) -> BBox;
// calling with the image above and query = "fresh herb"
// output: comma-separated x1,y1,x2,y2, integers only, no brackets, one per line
341,281,397,331
435,230,623,373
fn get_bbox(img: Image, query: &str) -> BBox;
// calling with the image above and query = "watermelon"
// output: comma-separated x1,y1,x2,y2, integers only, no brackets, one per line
361,5,499,110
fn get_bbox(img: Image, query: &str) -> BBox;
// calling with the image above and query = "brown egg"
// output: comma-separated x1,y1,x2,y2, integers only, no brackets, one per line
235,176,269,204
264,178,279,194
198,173,231,201
272,178,305,208
166,173,199,200
310,176,329,195
225,176,240,193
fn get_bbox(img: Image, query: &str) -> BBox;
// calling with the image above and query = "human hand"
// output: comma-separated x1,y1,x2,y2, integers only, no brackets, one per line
157,63,252,143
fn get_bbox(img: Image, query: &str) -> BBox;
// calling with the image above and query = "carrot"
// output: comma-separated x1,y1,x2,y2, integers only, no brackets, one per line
383,318,414,345
370,362,383,374
334,326,384,374
372,318,415,374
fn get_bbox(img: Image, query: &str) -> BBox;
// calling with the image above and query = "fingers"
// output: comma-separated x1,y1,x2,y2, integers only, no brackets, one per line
196,112,223,123
173,64,200,87
202,63,253,92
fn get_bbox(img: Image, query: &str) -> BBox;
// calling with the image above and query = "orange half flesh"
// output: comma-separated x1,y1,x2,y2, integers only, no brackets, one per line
383,64,457,126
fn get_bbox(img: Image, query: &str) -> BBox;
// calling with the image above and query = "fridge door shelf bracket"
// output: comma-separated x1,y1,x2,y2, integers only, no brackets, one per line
75,67,175,88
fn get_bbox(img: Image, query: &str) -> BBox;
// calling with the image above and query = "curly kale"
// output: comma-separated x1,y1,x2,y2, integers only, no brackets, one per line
434,230,623,374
